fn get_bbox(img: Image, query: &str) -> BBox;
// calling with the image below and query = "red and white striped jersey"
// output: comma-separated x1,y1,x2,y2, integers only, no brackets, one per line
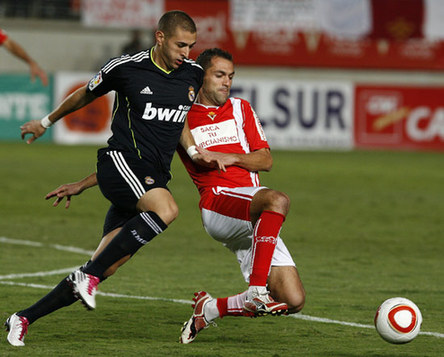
178,97,269,206
0,28,8,45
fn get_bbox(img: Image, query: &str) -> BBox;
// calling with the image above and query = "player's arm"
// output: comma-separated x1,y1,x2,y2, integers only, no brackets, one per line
45,172,98,209
218,100,272,172
2,37,48,86
179,118,226,172
20,84,96,144
200,147,273,172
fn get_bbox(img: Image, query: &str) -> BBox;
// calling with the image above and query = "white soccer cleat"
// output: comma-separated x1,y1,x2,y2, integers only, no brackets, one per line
5,313,29,347
180,291,214,344
67,269,100,310
243,288,288,317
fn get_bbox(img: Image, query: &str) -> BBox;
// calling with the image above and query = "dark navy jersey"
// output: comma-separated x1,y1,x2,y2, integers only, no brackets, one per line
87,47,203,174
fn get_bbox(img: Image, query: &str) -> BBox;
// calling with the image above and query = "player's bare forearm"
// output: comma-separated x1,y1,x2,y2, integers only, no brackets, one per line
180,120,226,172
45,173,98,209
20,85,96,144
3,38,34,64
52,85,96,119
179,118,196,149
209,148,272,172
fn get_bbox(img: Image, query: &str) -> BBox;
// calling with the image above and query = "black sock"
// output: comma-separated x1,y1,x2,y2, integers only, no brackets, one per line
17,277,77,324
83,211,167,279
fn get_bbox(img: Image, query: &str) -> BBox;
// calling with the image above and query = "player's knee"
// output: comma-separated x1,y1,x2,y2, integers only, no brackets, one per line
286,290,306,314
156,203,179,225
264,190,290,216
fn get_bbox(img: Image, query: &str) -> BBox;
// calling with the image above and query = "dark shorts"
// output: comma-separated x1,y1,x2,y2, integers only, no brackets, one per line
96,149,171,236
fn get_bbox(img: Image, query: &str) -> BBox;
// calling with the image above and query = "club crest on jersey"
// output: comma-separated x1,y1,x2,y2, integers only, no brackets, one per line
207,111,217,121
88,71,103,91
144,176,155,185
188,86,195,102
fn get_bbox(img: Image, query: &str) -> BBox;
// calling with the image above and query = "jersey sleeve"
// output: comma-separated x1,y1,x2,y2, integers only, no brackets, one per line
190,61,204,93
86,57,124,97
241,99,269,151
0,28,8,45
195,64,204,89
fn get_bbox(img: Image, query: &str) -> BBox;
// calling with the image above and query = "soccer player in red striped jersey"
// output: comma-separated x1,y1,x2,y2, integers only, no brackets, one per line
178,48,305,343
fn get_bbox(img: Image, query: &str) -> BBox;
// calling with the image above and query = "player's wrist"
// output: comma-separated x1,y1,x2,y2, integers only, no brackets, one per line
187,145,199,159
40,115,53,129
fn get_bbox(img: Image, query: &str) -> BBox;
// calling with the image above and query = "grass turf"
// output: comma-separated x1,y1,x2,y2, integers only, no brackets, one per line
0,143,443,356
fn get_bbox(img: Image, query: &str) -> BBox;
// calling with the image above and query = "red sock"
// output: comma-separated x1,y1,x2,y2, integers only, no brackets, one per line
216,297,228,317
217,291,251,317
249,210,285,286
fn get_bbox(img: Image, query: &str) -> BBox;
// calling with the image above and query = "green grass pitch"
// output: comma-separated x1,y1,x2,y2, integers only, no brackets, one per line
0,142,443,356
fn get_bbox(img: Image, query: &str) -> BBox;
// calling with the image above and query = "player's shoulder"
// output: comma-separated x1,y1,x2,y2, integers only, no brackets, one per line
182,58,204,80
0,28,8,43
228,97,254,110
183,58,203,72
101,50,151,74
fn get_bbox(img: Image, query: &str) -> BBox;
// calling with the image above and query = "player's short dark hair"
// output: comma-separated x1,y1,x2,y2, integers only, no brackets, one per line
196,48,233,71
158,10,197,38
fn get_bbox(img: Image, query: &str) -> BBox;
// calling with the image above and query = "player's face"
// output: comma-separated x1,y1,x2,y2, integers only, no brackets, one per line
200,57,235,106
155,27,196,71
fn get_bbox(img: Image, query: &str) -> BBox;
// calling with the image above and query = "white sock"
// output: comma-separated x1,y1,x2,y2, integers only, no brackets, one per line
204,298,219,322
247,285,268,300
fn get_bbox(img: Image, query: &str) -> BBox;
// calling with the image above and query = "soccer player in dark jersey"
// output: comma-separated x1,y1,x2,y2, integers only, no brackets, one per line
6,10,223,347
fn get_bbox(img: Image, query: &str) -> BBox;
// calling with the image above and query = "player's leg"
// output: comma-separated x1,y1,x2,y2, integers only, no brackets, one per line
4,228,118,347
268,266,305,314
244,188,290,315
4,226,122,346
69,151,175,309
83,187,176,277
73,188,175,309
181,189,287,343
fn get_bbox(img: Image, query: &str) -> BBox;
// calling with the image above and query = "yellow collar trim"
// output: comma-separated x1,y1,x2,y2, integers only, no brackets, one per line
151,47,173,74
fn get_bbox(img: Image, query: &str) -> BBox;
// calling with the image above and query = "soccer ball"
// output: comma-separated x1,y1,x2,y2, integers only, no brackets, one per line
374,297,422,344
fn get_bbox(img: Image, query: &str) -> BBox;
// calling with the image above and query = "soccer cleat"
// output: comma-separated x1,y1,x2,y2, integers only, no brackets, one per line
180,291,214,344
5,313,29,347
67,269,100,310
243,290,288,317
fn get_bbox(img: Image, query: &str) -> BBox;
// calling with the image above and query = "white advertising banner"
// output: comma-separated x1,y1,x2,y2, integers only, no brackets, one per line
82,0,164,29
230,0,317,31
230,79,354,149
53,73,353,149
53,72,113,145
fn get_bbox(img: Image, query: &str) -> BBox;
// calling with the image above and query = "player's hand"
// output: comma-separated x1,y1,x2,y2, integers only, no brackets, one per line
196,147,239,168
29,62,48,86
20,119,46,144
45,182,85,209
193,146,226,172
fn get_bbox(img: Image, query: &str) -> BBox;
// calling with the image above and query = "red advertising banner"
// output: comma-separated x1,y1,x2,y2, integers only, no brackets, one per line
354,85,444,151
164,0,444,70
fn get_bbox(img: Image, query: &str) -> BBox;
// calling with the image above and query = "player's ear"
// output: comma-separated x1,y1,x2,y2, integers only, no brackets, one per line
155,30,165,46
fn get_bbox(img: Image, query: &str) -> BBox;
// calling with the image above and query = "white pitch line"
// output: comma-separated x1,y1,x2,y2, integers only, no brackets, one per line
1,280,443,339
0,266,79,280
0,281,192,305
0,236,94,256
1,237,443,340
288,313,373,329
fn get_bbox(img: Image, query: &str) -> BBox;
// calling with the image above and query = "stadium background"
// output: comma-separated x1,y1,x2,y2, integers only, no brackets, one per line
1,0,444,151
0,1,443,355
